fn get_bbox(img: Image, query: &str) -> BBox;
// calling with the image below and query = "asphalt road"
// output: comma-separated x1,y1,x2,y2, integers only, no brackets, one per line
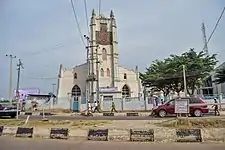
17,114,225,120
0,137,224,150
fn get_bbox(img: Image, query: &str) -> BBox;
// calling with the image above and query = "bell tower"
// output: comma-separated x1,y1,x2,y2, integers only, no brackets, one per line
89,9,119,88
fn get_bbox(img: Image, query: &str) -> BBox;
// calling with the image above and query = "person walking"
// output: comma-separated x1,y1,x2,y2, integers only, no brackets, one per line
93,101,101,113
87,100,92,114
111,101,117,113
212,98,220,116
97,100,101,113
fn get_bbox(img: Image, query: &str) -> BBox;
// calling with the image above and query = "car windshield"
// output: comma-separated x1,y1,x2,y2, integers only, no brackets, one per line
164,100,175,105
0,103,15,107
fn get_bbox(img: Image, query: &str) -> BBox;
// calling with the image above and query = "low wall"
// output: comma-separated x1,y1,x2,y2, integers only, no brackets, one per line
23,96,225,112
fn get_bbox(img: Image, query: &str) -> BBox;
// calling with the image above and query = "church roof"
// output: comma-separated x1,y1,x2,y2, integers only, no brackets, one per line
73,62,87,69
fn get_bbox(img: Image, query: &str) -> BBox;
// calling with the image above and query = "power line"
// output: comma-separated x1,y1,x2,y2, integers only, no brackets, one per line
206,7,225,46
70,0,85,46
23,44,64,57
84,0,89,34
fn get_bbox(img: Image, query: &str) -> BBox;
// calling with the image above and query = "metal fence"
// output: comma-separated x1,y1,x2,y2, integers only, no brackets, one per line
101,97,153,111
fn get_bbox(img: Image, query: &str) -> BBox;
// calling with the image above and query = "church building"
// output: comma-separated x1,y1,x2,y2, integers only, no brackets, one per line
57,10,142,110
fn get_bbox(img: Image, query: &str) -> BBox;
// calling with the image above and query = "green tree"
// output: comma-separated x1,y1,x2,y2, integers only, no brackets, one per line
140,59,173,96
213,68,225,84
140,48,217,96
180,49,217,95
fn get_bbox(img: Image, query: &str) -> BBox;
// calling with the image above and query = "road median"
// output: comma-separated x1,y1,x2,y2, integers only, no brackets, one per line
0,119,225,143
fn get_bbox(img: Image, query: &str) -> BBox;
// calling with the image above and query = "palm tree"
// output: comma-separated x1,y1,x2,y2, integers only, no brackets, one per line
213,68,225,84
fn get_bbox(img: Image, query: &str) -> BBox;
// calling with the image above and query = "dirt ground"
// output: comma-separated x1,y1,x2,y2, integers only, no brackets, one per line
0,119,110,129
155,118,225,128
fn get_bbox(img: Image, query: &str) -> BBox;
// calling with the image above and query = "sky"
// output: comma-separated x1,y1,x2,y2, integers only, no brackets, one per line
0,0,225,98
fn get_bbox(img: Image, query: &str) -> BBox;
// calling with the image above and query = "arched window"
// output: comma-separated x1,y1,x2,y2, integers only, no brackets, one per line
74,73,77,79
102,48,107,61
71,85,81,97
100,68,104,77
106,68,110,77
122,84,130,97
124,73,127,79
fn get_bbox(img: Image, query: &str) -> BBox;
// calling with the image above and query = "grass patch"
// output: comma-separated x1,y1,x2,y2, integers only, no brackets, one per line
155,119,225,128
0,119,110,128
35,108,73,113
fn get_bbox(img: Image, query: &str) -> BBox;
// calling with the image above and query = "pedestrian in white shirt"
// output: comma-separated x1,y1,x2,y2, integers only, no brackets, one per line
87,100,92,114
94,101,98,113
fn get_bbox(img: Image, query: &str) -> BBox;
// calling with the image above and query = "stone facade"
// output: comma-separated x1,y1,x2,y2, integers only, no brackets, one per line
56,10,142,109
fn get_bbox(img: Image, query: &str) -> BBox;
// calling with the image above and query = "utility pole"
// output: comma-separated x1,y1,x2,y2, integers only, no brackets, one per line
95,48,100,101
84,34,99,102
5,54,16,103
16,59,23,119
84,35,90,102
16,59,23,95
52,83,56,105
183,65,187,97
202,22,208,55
52,83,56,95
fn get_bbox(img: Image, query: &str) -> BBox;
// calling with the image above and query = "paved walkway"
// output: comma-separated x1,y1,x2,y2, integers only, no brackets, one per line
0,137,224,150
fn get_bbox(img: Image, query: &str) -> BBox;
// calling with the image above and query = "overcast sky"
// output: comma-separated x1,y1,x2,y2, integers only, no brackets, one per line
0,0,225,98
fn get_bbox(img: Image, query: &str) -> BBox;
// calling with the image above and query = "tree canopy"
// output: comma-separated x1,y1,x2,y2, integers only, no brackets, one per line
140,48,217,96
213,67,225,84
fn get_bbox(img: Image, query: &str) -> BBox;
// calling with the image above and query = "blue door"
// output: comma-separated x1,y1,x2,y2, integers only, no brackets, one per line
73,97,79,112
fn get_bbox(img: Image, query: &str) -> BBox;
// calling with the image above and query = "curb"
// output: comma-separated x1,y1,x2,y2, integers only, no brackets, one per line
1,126,225,143
21,110,225,117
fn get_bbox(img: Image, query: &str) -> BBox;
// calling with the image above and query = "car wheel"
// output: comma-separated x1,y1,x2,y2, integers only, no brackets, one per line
11,115,16,118
158,110,167,118
194,109,202,117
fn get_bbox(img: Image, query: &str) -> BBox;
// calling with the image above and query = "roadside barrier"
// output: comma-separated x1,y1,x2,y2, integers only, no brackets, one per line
16,127,33,138
50,128,69,139
130,129,154,142
39,112,53,116
24,112,32,115
0,127,208,143
0,126,3,136
103,113,114,116
87,129,108,141
176,128,202,142
127,112,139,116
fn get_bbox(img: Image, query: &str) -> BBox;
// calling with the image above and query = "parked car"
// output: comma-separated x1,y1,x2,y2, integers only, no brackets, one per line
152,97,208,117
0,103,20,118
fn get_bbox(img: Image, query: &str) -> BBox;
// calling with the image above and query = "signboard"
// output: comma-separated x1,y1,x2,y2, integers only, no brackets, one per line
175,99,189,114
14,88,40,100
103,96,113,101
99,87,118,93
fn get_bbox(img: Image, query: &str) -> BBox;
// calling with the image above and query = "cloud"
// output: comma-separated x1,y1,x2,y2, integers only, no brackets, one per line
0,0,224,98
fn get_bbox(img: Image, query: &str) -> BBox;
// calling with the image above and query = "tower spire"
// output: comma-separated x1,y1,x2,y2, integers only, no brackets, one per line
92,9,96,17
110,10,114,18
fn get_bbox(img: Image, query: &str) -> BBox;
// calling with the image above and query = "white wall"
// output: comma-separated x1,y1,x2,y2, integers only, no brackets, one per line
58,63,88,99
115,66,140,97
